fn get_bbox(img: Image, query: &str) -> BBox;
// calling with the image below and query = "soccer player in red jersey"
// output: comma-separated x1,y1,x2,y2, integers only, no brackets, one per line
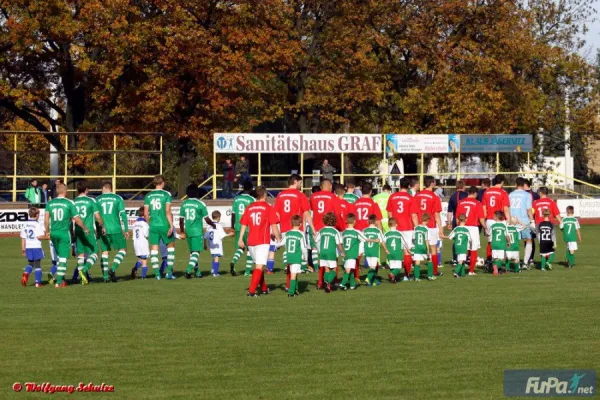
410,176,445,276
532,187,561,226
333,184,355,232
310,179,336,231
455,186,486,275
386,177,415,279
482,175,511,262
238,186,281,297
353,183,382,281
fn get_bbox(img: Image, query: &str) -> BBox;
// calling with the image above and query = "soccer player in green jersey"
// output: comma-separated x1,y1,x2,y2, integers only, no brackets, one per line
230,182,255,276
506,217,525,273
74,181,105,285
315,212,344,293
179,184,209,279
340,214,367,290
413,213,434,281
343,182,359,204
45,183,88,287
560,206,581,267
284,215,307,297
144,175,175,280
490,211,510,276
384,218,405,283
448,214,471,278
97,181,129,282
363,214,388,286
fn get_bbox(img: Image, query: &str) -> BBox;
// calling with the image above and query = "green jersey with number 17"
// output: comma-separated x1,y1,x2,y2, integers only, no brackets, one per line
74,195,99,233
232,194,255,231
144,189,172,229
97,193,127,234
180,198,208,237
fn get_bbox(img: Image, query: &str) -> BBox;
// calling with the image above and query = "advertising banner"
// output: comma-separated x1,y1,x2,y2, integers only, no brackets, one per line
460,134,533,153
385,134,451,154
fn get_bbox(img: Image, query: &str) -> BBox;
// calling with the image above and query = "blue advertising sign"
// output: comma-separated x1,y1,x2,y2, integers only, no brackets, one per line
460,134,532,153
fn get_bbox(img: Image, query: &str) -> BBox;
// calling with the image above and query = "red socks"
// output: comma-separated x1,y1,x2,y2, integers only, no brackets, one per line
285,266,291,290
260,270,267,292
486,243,492,260
318,267,325,288
432,254,438,275
403,255,412,275
355,257,361,279
470,250,478,273
249,269,262,294
333,267,339,284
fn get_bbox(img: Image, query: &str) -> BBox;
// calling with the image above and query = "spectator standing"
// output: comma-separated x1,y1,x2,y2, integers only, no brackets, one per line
51,179,64,200
25,179,41,204
446,180,468,263
236,156,251,187
222,158,235,198
321,159,335,182
40,183,50,204
477,178,491,203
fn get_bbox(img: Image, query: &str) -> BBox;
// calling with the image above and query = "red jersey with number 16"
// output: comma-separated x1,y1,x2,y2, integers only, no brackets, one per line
240,201,279,246
274,189,310,233
482,186,509,220
310,191,336,231
455,198,484,227
386,191,414,231
410,190,442,229
353,197,382,231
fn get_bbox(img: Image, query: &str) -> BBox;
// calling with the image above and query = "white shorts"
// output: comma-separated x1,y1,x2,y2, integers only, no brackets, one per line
540,252,554,257
289,264,302,274
466,226,481,251
492,250,505,260
566,242,578,251
344,259,357,270
506,251,520,261
486,220,495,240
400,231,414,250
320,259,337,269
210,252,223,258
389,260,402,269
134,241,149,258
457,254,467,262
427,228,439,245
365,257,378,268
359,242,364,256
413,253,428,262
249,244,270,265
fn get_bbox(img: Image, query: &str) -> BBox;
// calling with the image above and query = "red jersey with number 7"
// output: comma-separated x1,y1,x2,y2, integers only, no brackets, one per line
310,191,336,231
410,190,442,229
455,198,484,227
240,201,279,246
353,197,382,231
532,198,560,224
482,187,509,220
274,189,310,233
386,191,414,231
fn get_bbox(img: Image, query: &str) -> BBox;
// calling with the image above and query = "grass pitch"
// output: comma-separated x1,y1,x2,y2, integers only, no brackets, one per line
1,227,599,399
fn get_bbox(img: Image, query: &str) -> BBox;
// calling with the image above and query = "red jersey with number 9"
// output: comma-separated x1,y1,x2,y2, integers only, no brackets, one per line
240,201,279,246
310,191,336,231
386,191,414,231
482,187,509,220
456,198,484,227
353,197,382,231
274,189,310,233
410,190,442,228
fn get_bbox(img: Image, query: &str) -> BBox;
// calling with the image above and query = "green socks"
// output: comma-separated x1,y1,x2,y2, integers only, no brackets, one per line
541,257,547,269
186,252,199,274
77,256,85,272
244,254,253,275
232,248,243,264
427,262,433,278
166,248,175,274
111,250,126,272
101,254,109,279
391,268,402,278
150,250,160,277
414,265,421,279
83,254,98,273
366,269,377,282
341,272,350,286
289,279,297,295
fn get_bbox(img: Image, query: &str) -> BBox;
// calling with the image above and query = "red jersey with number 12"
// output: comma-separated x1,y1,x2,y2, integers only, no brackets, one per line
482,186,509,220
353,197,382,231
386,191,414,231
456,198,484,227
310,191,336,231
274,189,310,233
240,201,279,246
410,190,442,229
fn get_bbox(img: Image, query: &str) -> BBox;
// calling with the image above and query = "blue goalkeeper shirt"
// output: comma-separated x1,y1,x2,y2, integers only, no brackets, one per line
509,189,532,225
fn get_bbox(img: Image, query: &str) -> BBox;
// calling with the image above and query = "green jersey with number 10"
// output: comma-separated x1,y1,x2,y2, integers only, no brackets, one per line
47,197,78,232
144,189,172,229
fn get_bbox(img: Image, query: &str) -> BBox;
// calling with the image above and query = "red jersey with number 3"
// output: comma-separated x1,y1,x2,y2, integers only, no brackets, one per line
456,198,484,227
240,201,279,246
386,191,414,231
482,187,509,220
353,197,382,231
333,197,355,232
310,191,336,231
533,198,560,224
410,190,442,228
274,189,310,233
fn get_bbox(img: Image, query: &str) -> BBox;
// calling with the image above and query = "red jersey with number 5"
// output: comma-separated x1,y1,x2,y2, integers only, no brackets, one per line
333,197,355,232
482,187,509,220
410,190,442,228
353,197,382,231
310,191,336,231
386,192,414,231
456,198,484,227
274,189,310,233
532,198,560,224
240,201,279,246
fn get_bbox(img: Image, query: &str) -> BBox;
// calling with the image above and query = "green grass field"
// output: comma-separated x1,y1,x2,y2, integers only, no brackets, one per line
1,227,599,399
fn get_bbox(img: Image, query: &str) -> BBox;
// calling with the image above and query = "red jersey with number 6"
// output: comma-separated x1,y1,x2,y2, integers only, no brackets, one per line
410,190,442,229
386,191,414,231
482,187,509,220
353,197,382,231
310,191,336,231
240,201,279,246
274,189,310,233
532,198,560,224
455,198,484,227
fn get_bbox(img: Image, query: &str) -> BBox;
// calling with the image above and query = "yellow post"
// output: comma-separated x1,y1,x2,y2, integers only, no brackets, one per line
457,153,461,181
12,134,17,202
300,153,305,194
258,152,262,186
420,153,424,187
159,135,163,175
112,134,117,193
496,152,499,174
212,147,217,200
64,134,68,186
340,153,345,184
382,144,387,187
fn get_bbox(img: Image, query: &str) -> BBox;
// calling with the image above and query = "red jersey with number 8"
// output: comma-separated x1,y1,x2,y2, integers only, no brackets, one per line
310,191,336,231
353,197,382,231
386,192,414,231
274,189,310,233
455,198,484,227
240,201,279,246
482,187,509,220
410,191,442,229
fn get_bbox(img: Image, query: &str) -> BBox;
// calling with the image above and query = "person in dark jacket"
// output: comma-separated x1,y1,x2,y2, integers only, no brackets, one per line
40,183,50,204
222,158,235,198
235,156,251,187
477,178,491,203
446,180,468,263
